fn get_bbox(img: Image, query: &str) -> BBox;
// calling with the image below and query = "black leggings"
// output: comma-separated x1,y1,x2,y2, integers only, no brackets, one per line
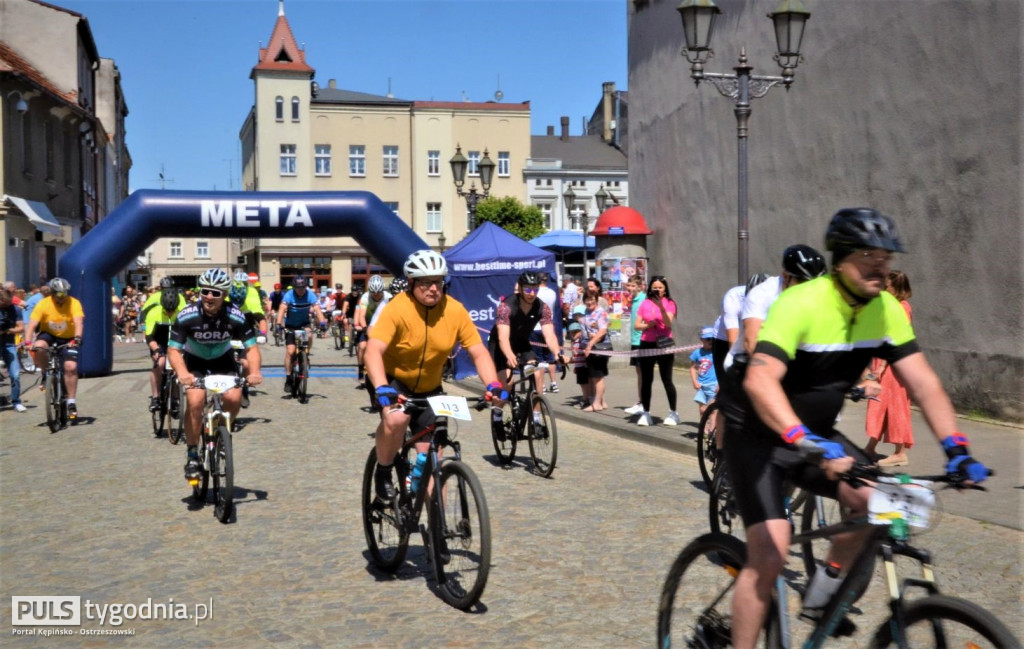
638,342,677,412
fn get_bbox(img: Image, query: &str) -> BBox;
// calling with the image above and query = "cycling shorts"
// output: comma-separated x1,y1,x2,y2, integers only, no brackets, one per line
35,332,79,361
183,351,238,377
721,425,868,527
529,331,556,363
711,338,731,384
383,377,443,435
355,329,369,345
492,346,537,374
146,323,171,348
284,327,311,347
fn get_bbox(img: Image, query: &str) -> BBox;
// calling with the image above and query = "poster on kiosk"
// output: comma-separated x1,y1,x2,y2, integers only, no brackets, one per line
597,257,648,336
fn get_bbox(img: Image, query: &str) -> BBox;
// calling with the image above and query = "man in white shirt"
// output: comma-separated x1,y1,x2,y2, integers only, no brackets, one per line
532,273,562,393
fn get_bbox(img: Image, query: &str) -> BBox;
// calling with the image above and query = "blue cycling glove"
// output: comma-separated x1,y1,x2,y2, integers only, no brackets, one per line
485,381,509,402
782,425,846,461
375,386,399,408
943,434,989,483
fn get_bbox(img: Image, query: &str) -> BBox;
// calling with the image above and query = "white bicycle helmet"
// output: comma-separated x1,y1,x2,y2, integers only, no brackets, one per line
198,268,231,291
403,249,448,279
233,270,249,284
367,275,386,293
48,277,71,294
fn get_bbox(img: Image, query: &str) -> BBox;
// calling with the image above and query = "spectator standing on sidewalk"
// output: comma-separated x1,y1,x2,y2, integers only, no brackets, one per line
580,294,610,411
561,276,579,326
567,321,589,407
690,327,718,419
585,276,610,311
864,270,915,467
633,275,679,427
623,275,647,416
0,288,27,412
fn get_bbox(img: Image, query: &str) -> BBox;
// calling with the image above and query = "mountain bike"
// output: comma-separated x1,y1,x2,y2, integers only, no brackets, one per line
658,464,1018,648
40,342,72,432
331,313,345,350
490,357,564,477
697,400,721,487
288,328,311,403
361,394,492,610
151,354,181,439
272,321,284,347
186,374,242,524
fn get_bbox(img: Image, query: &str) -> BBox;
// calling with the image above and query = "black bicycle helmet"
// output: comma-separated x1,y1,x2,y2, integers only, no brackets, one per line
825,208,905,253
159,277,174,290
389,278,408,295
782,244,827,281
293,276,308,288
745,272,770,295
518,271,541,286
160,289,179,312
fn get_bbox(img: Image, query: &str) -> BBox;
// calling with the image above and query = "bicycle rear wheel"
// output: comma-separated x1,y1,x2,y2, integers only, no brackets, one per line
212,425,234,523
871,594,1019,648
697,401,721,488
192,429,211,502
361,447,410,571
333,324,343,350
273,326,283,347
527,394,558,478
151,374,169,437
490,398,518,466
431,460,491,610
708,465,742,537
44,370,61,433
657,532,779,649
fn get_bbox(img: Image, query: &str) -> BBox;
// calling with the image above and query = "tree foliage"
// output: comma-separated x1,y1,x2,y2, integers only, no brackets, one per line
474,196,546,241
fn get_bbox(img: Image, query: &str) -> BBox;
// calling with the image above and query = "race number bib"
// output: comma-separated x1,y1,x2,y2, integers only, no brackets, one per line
427,395,472,421
868,479,935,529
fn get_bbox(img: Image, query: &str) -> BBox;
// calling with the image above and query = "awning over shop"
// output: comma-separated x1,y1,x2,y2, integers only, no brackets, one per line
3,194,62,236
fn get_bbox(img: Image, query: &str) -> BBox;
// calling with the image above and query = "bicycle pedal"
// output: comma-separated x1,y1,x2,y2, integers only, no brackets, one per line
187,478,200,487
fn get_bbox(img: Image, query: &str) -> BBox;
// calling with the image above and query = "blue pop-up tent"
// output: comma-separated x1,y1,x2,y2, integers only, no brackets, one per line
444,222,557,379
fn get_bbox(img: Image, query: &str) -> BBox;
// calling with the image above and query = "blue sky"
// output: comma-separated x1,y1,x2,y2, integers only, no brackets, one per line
56,0,629,193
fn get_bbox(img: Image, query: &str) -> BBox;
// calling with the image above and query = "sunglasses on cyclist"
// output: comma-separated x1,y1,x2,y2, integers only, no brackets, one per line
54,292,68,299
521,286,539,295
200,288,224,298
415,278,444,289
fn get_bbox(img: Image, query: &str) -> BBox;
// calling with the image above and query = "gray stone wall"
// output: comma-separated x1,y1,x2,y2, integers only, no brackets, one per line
627,0,1022,419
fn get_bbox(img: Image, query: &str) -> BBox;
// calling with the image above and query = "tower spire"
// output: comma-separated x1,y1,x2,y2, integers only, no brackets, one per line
278,0,284,17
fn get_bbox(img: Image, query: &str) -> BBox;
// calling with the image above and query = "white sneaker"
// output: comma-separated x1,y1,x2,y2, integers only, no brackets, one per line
663,411,680,426
637,412,652,427
13,403,27,413
624,402,644,415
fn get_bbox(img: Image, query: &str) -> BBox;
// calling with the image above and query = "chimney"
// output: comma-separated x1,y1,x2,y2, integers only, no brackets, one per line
602,82,615,143
560,116,570,141
547,125,555,136
328,78,337,89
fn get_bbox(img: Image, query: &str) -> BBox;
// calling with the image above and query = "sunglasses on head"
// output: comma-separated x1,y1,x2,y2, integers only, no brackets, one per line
200,288,224,298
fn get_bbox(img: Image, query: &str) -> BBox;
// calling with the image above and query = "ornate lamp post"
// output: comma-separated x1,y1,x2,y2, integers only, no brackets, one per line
678,0,810,284
449,144,495,230
438,231,447,254
564,184,591,277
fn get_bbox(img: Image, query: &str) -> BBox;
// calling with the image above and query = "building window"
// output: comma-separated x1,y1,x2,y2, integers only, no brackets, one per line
169,241,182,258
196,240,210,259
538,202,552,230
20,112,31,175
383,145,399,177
291,96,300,121
547,179,552,186
468,150,480,176
568,202,584,229
426,202,442,232
44,118,56,181
63,126,73,186
427,150,440,176
498,151,510,177
349,145,365,176
535,178,542,187
384,201,399,216
280,144,297,175
315,144,332,176
275,96,283,121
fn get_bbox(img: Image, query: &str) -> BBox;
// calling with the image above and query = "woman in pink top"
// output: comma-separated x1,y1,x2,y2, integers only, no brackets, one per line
633,276,679,427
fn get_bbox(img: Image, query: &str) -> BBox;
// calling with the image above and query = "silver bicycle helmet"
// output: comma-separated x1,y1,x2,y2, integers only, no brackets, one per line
367,275,386,293
403,249,448,279
49,277,71,294
233,270,249,284
198,268,231,291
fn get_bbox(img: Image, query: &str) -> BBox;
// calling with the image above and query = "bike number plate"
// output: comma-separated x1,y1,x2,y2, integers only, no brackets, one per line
868,481,935,528
205,374,237,394
426,395,471,420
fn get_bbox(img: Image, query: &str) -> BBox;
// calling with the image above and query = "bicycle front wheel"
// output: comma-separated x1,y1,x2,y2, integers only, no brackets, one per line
297,351,309,404
697,401,721,487
431,460,491,610
333,325,343,350
361,447,409,571
489,398,517,466
151,374,169,437
212,425,234,523
872,594,1019,648
528,394,558,478
192,430,211,502
44,370,61,433
169,383,186,445
657,532,779,649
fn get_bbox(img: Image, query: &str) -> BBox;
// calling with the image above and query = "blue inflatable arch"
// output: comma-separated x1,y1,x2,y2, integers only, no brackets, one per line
58,189,429,376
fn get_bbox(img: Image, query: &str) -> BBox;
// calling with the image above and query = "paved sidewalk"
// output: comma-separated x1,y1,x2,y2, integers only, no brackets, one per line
462,363,1023,530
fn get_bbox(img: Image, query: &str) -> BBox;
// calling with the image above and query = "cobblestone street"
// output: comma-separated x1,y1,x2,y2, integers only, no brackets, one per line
1,341,1020,647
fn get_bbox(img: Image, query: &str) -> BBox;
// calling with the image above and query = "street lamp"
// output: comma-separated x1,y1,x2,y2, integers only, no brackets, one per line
450,144,495,230
438,231,447,253
564,183,592,277
678,0,810,284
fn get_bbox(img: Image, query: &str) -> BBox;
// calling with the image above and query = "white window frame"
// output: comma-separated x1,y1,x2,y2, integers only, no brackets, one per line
315,144,332,176
382,145,399,177
468,150,480,176
427,150,440,176
384,201,399,216
497,151,510,177
538,202,553,230
426,202,442,232
280,144,297,176
349,145,365,177
195,240,210,259
169,241,183,259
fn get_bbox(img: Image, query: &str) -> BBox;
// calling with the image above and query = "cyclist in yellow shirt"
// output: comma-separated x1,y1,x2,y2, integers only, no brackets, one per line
24,278,85,421
141,278,186,412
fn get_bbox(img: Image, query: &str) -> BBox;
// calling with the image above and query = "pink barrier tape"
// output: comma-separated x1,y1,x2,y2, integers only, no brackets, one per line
586,343,701,358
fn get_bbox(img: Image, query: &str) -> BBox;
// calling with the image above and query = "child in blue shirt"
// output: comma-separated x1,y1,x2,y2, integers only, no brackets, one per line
689,327,718,418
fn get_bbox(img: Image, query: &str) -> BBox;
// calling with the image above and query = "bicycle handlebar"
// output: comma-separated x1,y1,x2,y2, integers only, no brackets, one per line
844,462,993,491
188,375,247,390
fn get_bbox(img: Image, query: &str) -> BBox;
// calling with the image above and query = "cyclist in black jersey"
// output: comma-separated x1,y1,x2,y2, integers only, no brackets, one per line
720,208,991,649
